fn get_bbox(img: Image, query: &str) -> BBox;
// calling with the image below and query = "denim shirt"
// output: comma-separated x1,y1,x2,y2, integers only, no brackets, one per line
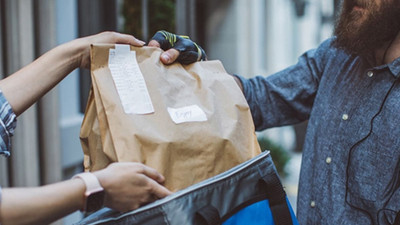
0,90,16,157
237,38,400,225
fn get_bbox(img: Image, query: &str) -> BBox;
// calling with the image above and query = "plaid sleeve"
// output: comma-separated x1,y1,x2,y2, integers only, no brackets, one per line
0,90,16,157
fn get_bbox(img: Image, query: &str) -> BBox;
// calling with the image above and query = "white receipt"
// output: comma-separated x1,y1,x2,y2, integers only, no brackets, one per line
108,44,154,114
167,105,207,124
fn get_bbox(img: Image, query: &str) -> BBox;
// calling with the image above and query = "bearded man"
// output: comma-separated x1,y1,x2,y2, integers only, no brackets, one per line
149,0,400,224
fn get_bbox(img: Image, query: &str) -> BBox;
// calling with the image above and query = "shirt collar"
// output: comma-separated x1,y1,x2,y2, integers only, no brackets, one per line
387,57,400,78
364,56,400,78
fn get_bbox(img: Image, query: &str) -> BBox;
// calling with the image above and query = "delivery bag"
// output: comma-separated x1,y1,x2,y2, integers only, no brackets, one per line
75,151,299,225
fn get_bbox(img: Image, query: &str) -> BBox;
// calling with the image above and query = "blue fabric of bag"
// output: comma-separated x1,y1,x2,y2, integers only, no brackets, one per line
223,198,298,225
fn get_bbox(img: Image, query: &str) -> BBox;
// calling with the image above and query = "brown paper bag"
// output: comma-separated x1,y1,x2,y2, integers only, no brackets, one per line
80,44,261,191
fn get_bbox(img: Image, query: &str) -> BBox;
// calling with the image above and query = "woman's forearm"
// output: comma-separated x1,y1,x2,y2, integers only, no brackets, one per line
0,38,83,116
0,31,146,116
0,179,85,225
0,162,172,225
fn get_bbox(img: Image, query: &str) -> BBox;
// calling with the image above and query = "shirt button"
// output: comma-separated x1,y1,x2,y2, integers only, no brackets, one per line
310,201,316,208
367,71,374,77
342,114,349,120
326,157,332,164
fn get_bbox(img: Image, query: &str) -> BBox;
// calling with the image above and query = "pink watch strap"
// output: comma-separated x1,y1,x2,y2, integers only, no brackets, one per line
73,172,103,194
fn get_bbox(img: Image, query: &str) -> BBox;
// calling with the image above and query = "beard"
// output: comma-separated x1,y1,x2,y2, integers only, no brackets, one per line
333,0,400,57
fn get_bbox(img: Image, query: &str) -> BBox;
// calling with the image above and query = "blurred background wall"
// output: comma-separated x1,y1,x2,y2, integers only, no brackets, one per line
0,0,340,224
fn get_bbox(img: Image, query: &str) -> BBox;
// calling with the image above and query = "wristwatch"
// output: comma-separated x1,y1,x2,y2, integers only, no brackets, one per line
73,172,105,212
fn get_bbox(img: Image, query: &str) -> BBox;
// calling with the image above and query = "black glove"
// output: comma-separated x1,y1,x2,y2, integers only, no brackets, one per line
150,30,207,65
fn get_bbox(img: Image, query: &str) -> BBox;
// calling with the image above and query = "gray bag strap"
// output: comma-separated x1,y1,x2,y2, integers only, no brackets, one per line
195,205,221,225
262,172,293,225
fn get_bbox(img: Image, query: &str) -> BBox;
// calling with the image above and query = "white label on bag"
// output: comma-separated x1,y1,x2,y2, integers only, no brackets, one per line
167,105,207,124
108,44,154,114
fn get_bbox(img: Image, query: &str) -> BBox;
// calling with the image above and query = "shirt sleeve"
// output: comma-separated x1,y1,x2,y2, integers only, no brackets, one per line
236,38,334,131
0,90,16,157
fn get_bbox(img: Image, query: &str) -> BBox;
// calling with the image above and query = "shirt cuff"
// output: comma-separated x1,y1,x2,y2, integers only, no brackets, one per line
0,91,17,157
232,74,250,102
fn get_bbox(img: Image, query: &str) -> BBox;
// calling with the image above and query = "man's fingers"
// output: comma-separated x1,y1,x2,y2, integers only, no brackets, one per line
148,40,161,47
161,48,180,65
148,40,179,65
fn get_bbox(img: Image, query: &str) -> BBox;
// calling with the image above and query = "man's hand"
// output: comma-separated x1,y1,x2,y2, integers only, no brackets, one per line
148,30,207,65
94,162,172,212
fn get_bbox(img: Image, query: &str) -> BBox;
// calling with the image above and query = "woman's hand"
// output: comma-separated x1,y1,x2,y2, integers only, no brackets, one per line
75,31,146,69
94,162,172,212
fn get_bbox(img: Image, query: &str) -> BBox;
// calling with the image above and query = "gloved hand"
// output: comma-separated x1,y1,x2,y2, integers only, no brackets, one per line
148,30,207,65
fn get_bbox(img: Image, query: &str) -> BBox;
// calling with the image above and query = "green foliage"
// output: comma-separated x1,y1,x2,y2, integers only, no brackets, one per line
122,0,176,40
258,137,291,177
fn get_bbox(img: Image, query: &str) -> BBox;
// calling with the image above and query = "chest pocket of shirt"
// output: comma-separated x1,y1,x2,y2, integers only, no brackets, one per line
346,131,400,210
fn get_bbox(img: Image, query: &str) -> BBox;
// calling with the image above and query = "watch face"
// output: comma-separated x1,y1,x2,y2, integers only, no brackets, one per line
86,190,105,212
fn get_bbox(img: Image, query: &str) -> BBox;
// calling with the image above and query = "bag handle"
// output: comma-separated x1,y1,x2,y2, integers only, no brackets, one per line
261,172,293,225
195,205,221,225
